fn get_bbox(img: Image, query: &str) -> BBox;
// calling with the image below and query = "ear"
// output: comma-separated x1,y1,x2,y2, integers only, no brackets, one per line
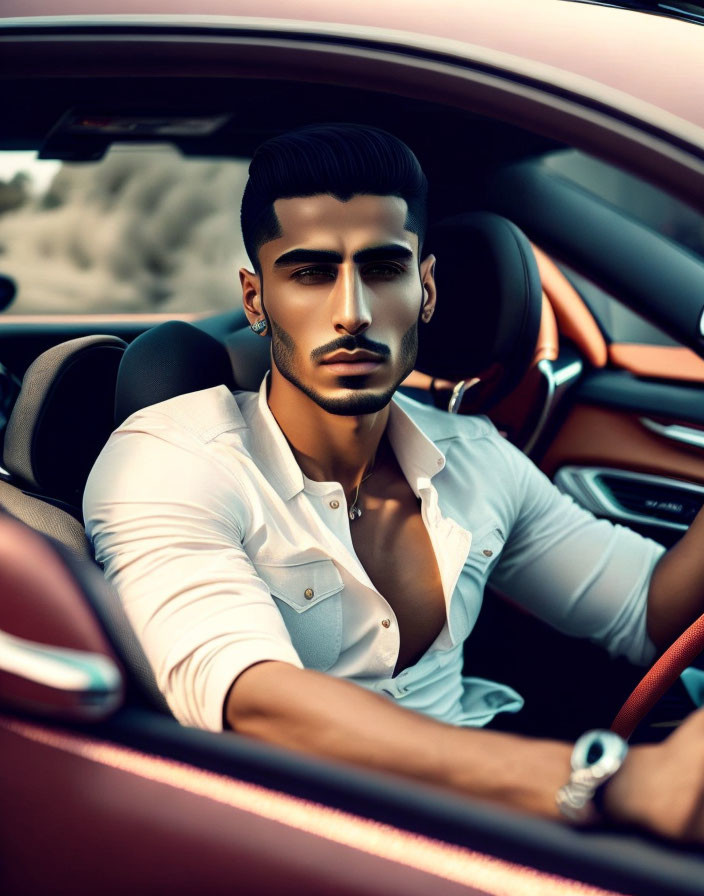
239,267,263,324
419,254,437,324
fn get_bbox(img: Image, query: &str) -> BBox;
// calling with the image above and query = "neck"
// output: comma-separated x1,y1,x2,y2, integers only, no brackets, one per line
267,371,389,494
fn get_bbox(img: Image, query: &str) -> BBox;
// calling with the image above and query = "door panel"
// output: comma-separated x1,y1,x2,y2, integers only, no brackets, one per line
539,401,704,547
609,343,704,383
541,402,704,484
0,714,484,896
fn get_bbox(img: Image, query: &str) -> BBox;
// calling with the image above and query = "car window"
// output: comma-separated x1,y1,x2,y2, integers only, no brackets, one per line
559,263,681,346
541,149,704,345
0,145,251,317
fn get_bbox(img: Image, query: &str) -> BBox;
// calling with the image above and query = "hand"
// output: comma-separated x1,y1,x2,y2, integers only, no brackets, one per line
603,707,704,841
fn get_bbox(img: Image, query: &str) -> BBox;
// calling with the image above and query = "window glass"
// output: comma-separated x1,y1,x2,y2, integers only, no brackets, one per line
542,149,704,261
559,264,680,346
0,145,250,316
541,149,704,344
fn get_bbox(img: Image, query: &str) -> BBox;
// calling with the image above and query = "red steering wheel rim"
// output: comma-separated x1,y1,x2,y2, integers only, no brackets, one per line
611,612,704,739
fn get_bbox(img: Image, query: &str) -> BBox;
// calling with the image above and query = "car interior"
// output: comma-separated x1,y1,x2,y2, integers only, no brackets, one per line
2,43,704,895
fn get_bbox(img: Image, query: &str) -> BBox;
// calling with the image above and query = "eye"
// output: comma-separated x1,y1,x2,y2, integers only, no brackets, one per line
362,263,406,279
291,266,336,283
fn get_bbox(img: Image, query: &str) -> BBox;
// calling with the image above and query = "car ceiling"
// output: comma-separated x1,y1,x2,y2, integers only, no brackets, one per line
1,3,702,131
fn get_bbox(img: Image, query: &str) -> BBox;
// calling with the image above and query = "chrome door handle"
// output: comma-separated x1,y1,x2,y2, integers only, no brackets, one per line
640,417,704,450
0,628,123,720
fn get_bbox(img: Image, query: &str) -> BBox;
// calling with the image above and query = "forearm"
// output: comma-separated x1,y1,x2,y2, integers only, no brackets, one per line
226,661,571,820
646,508,704,651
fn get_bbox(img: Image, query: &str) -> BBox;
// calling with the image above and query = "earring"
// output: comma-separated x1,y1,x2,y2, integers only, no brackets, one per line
250,319,267,335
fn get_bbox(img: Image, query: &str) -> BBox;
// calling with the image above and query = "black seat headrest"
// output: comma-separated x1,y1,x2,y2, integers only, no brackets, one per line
114,320,237,427
416,211,542,408
3,335,127,507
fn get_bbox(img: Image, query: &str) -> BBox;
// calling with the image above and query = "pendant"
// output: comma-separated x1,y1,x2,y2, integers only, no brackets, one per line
349,506,362,521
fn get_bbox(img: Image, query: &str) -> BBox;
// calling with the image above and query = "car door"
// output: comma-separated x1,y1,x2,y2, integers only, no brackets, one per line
484,154,704,551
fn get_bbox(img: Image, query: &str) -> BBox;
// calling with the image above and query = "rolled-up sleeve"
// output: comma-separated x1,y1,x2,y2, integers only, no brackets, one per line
83,412,304,731
486,431,665,666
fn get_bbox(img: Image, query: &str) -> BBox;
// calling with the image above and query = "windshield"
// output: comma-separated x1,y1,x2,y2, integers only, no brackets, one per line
0,145,251,316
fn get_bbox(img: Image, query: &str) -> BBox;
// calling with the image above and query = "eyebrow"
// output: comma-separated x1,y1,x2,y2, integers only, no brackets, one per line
272,244,414,268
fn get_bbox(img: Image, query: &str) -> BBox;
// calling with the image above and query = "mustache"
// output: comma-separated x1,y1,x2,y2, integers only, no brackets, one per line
310,334,391,362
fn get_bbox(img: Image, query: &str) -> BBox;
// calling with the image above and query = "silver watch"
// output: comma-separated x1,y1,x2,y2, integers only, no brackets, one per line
556,729,628,824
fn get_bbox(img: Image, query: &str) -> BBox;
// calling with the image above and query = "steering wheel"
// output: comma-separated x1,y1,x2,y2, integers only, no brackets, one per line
610,611,704,739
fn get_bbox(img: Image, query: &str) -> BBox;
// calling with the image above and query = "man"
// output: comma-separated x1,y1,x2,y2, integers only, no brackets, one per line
84,123,704,841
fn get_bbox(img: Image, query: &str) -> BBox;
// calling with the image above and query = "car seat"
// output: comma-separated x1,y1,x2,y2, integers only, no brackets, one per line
0,334,127,557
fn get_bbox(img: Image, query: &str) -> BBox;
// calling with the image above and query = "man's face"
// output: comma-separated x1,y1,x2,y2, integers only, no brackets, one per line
242,193,436,416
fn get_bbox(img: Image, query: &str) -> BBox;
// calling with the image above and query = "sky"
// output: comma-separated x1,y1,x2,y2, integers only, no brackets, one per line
0,151,61,194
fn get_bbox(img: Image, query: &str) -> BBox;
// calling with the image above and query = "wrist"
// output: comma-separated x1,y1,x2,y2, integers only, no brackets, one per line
556,730,629,825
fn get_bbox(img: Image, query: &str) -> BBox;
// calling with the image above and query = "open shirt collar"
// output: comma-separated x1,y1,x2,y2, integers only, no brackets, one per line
251,374,451,501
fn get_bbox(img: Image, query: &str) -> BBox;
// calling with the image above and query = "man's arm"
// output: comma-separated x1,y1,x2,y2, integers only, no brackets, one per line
646,506,704,651
227,660,704,840
83,411,306,731
480,426,665,667
481,420,704,656
227,660,572,819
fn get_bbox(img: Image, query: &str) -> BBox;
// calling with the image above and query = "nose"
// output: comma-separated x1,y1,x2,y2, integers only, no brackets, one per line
330,264,371,335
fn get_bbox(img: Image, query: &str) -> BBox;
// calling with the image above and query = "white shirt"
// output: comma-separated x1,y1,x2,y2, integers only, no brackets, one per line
84,378,665,732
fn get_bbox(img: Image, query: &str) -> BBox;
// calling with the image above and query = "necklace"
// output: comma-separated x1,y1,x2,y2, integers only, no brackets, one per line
348,458,376,522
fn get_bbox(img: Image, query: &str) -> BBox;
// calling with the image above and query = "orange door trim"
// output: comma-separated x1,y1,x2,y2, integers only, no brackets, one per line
530,244,608,369
609,343,704,383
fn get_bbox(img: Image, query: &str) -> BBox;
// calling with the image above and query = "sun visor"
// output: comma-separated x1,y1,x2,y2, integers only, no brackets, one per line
39,109,231,161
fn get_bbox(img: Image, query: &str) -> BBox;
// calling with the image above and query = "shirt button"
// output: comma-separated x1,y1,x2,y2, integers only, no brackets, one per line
304,588,314,600
329,500,340,509
381,618,391,628
483,549,493,557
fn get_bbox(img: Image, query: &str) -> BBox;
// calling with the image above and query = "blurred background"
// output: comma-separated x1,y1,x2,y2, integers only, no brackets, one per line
0,144,250,315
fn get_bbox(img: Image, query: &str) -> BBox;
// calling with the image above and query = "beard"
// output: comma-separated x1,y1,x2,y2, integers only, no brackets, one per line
269,319,418,416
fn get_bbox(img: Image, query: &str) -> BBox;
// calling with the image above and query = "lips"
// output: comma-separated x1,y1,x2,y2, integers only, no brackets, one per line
320,350,384,364
319,349,385,375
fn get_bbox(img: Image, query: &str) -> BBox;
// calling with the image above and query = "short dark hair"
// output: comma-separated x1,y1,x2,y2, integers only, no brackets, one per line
240,123,428,272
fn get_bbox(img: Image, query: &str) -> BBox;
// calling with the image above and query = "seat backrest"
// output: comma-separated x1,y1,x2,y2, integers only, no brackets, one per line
3,334,127,511
0,334,127,559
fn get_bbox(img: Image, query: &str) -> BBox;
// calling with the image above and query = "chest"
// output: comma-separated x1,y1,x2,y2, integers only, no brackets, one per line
349,472,447,674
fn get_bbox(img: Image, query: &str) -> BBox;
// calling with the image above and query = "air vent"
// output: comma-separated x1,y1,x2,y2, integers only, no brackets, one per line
600,475,703,525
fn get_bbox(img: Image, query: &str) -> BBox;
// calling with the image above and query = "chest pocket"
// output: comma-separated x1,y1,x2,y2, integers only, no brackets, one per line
255,559,344,671
451,526,506,645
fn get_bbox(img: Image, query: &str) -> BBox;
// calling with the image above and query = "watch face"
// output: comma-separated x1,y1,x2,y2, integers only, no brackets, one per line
572,730,629,776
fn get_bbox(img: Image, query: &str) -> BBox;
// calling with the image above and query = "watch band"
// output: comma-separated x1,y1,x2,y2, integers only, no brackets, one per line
556,729,628,824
